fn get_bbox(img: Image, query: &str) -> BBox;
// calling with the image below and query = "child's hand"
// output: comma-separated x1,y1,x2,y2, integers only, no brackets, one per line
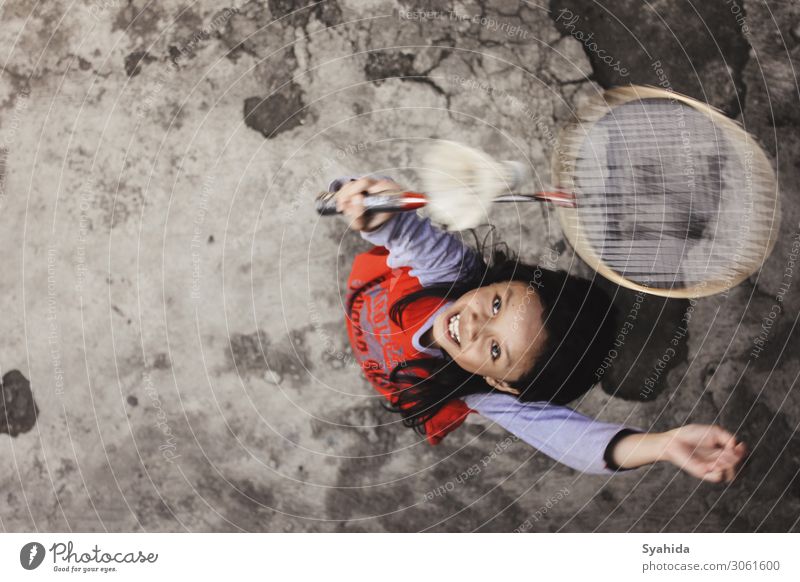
609,424,747,482
662,424,748,483
334,176,402,232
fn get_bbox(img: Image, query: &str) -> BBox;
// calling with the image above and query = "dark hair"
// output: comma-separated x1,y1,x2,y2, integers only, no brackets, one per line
384,239,617,437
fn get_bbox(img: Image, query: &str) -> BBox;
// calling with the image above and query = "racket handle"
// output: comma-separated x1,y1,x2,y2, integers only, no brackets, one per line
532,191,577,208
316,190,428,215
491,191,577,208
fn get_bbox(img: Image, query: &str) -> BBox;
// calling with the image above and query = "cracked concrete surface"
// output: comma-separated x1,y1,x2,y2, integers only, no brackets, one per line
0,0,798,532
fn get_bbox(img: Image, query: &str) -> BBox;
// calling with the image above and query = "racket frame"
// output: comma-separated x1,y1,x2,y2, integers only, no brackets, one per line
551,85,781,299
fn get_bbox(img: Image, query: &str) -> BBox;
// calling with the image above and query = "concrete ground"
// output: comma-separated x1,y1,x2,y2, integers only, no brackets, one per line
1,0,798,532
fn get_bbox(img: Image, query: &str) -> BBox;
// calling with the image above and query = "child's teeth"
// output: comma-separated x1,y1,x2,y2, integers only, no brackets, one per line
449,313,461,345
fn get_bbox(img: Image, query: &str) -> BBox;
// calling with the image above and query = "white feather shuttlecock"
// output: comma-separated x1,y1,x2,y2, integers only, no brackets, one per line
419,141,528,230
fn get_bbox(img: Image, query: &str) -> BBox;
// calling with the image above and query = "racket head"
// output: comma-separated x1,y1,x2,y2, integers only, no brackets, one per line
552,85,780,298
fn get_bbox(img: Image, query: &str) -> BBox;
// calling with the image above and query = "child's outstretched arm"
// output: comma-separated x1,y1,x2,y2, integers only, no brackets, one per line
464,392,746,482
463,392,637,475
331,176,479,286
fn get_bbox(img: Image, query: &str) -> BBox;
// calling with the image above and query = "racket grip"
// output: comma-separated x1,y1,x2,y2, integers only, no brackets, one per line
315,190,428,216
534,191,577,208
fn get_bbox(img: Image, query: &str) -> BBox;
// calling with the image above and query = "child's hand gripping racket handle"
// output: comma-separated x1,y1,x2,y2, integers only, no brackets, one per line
316,189,428,215
320,177,418,232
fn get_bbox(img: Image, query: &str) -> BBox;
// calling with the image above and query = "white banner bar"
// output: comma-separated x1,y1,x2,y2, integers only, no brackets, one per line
1,533,797,581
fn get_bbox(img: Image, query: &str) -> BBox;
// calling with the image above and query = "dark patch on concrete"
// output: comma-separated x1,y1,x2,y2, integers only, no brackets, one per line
96,180,145,229
77,56,92,71
401,453,523,531
228,329,270,375
718,390,800,531
124,51,156,78
0,147,6,198
219,1,337,64
325,225,375,293
231,478,276,509
364,50,450,97
549,0,751,116
316,321,355,371
167,45,183,65
171,6,205,57
168,8,241,68
127,395,139,407
215,3,268,62
243,82,306,138
287,328,313,374
595,281,690,401
134,494,180,530
152,353,171,370
572,463,734,532
268,0,341,29
322,404,528,531
0,67,32,110
194,473,278,532
228,329,312,383
322,404,401,524
230,330,268,373
748,316,800,374
56,458,76,480
0,370,38,437
330,482,418,531
112,2,162,41
417,445,527,533
364,51,418,84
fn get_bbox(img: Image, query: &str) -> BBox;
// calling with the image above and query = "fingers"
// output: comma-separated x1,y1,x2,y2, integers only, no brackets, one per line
365,179,401,195
335,178,369,213
702,440,748,483
337,177,373,198
336,176,394,200
723,466,736,482
712,425,736,448
704,452,736,474
336,181,374,231
333,176,401,231
702,469,725,483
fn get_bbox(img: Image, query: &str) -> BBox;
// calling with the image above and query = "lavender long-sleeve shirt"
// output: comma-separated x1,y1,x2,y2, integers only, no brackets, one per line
333,177,637,474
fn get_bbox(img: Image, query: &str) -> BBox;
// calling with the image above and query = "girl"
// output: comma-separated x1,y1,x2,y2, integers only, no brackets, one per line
334,175,747,482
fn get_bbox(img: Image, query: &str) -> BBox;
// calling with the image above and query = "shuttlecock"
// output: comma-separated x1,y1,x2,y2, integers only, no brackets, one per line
419,141,528,230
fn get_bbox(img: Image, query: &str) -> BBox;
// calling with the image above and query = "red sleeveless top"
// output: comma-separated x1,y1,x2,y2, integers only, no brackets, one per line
345,246,473,444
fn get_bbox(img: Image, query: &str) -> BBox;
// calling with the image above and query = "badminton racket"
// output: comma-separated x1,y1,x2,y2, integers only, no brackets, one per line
316,86,780,298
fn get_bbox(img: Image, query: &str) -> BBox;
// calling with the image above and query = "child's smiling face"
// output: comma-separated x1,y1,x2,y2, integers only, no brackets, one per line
429,281,548,394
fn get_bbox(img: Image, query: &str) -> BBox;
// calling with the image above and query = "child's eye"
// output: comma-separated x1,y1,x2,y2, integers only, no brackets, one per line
492,295,502,315
491,341,501,360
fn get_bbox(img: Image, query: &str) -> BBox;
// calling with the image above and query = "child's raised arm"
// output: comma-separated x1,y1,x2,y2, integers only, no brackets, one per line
331,175,479,286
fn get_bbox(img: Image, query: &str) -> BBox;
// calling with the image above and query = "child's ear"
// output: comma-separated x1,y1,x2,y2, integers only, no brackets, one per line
484,376,521,396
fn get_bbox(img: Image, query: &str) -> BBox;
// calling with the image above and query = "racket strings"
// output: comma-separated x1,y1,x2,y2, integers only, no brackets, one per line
563,98,777,287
